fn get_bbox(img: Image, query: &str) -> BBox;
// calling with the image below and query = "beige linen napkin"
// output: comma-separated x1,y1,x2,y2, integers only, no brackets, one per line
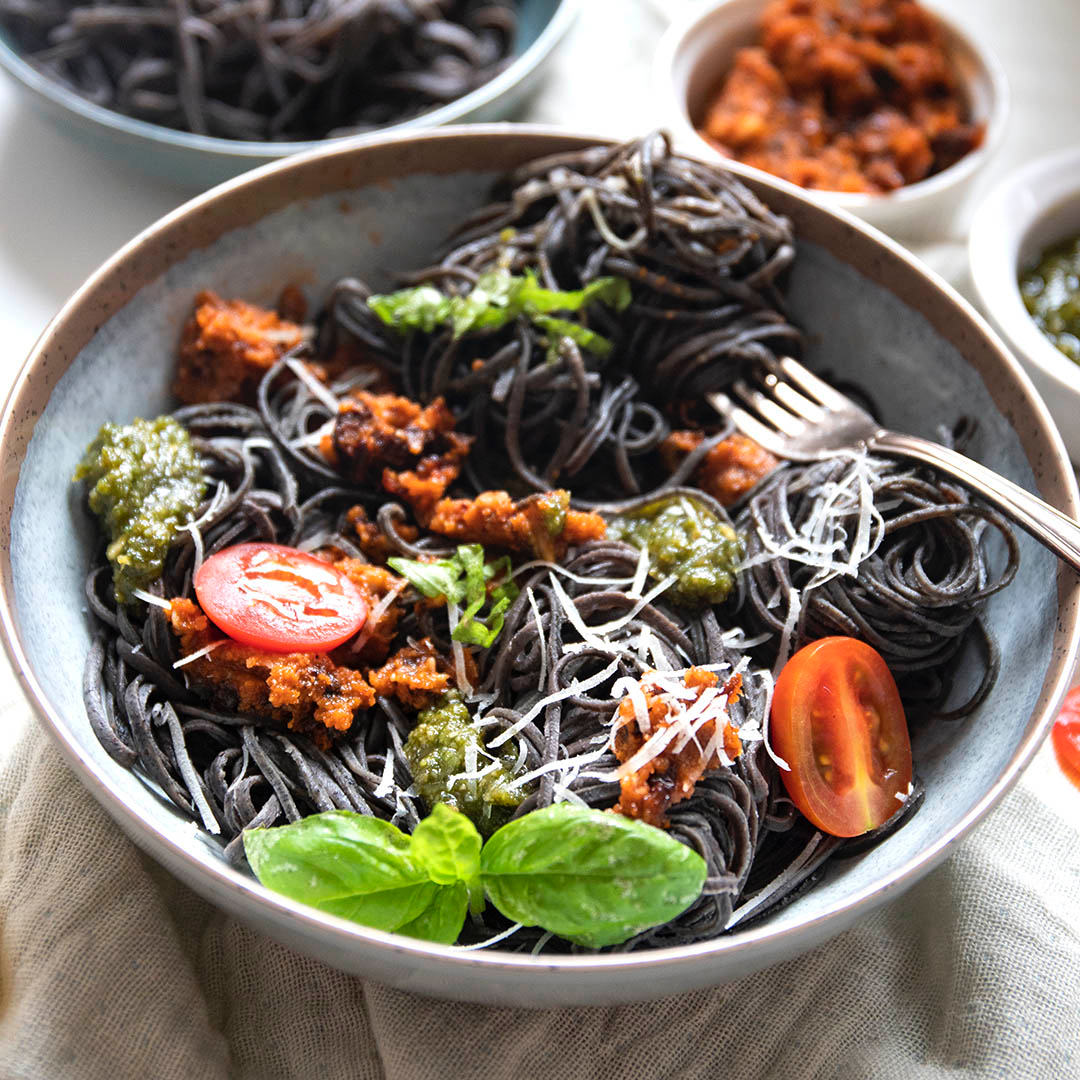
0,719,1077,1080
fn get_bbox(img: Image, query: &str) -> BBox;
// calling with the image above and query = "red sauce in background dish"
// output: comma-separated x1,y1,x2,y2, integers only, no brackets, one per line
1052,687,1080,791
698,0,983,194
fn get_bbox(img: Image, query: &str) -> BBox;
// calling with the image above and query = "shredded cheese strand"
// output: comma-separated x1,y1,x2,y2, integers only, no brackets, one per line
629,543,651,599
446,600,474,698
349,580,406,655
172,640,225,668
487,658,620,749
510,559,635,587
374,748,396,798
288,416,337,450
285,356,341,415
506,737,612,791
458,923,525,951
526,586,548,692
755,668,790,772
132,589,172,611
186,522,206,580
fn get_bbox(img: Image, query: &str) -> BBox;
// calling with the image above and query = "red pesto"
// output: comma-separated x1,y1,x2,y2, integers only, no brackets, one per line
1052,687,1080,792
698,0,983,194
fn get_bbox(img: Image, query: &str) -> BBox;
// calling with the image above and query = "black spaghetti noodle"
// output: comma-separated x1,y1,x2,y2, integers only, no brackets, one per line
82,405,420,862
80,438,825,950
735,454,1020,716
76,135,1018,952
80,405,798,944
325,132,802,507
0,0,516,141
472,541,775,947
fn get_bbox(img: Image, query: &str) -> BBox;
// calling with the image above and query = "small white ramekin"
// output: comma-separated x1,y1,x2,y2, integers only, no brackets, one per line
653,0,1009,240
969,146,1080,463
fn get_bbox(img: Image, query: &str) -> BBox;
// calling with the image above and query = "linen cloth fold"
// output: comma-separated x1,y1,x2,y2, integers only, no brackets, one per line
0,721,1076,1080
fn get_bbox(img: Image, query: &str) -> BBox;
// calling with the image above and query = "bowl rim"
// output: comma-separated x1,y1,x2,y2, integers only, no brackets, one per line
968,143,1080,397
1,123,1076,996
652,0,1010,210
0,0,581,161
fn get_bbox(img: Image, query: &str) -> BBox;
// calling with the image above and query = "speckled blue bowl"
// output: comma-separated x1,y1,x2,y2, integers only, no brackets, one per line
1,127,1077,1007
0,0,579,188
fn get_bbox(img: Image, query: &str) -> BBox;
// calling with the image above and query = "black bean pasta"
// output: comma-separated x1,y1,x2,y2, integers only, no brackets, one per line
77,135,1015,951
0,0,516,141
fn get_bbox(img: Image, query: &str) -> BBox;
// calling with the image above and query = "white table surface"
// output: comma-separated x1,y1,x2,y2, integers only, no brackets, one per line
1,0,1079,792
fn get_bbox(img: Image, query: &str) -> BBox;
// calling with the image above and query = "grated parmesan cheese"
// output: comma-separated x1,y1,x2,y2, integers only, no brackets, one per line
487,658,621,749
374,749,396,798
445,600,474,698
526,586,548,692
132,589,173,611
348,580,406,656
285,356,341,415
173,640,226,668
288,416,337,450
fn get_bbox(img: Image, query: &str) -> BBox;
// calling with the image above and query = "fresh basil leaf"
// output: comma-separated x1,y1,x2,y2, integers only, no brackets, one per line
476,268,519,308
368,272,631,347
411,802,482,885
519,274,632,316
450,546,519,648
454,269,529,338
390,545,518,648
395,881,471,945
484,553,515,587
452,592,512,648
387,555,466,604
581,275,632,312
456,543,489,606
318,882,442,932
368,285,452,335
450,272,509,338
533,315,615,362
479,804,707,948
243,810,435,934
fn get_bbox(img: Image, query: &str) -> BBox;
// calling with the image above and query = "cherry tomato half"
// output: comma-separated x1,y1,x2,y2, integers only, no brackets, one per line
1052,687,1080,792
770,637,912,838
194,542,367,652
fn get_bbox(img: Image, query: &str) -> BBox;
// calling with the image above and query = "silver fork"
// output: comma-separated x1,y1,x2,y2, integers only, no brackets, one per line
710,356,1080,573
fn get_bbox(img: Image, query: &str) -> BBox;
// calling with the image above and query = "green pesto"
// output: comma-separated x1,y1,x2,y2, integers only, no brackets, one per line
404,691,524,836
75,416,206,604
1020,233,1080,364
536,490,568,536
609,496,743,606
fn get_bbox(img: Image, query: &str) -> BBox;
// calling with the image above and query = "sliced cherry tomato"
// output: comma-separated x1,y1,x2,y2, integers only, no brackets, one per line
770,636,912,838
194,542,367,652
1052,687,1080,792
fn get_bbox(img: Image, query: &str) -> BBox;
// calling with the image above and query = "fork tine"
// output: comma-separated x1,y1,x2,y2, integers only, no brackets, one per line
733,379,807,437
777,356,854,412
707,392,791,456
766,373,828,422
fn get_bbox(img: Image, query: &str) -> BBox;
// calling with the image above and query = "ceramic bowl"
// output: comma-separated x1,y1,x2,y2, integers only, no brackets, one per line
0,0,579,189
1,126,1077,1007
968,146,1080,463
653,0,1009,240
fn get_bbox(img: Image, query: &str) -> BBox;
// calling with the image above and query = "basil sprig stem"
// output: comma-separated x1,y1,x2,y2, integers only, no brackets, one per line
244,803,707,948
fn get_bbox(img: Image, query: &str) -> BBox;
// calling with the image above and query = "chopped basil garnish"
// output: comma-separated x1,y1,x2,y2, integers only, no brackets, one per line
388,543,518,648
368,269,631,361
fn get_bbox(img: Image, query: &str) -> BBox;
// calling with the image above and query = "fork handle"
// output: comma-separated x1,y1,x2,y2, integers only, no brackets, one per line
871,430,1080,573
